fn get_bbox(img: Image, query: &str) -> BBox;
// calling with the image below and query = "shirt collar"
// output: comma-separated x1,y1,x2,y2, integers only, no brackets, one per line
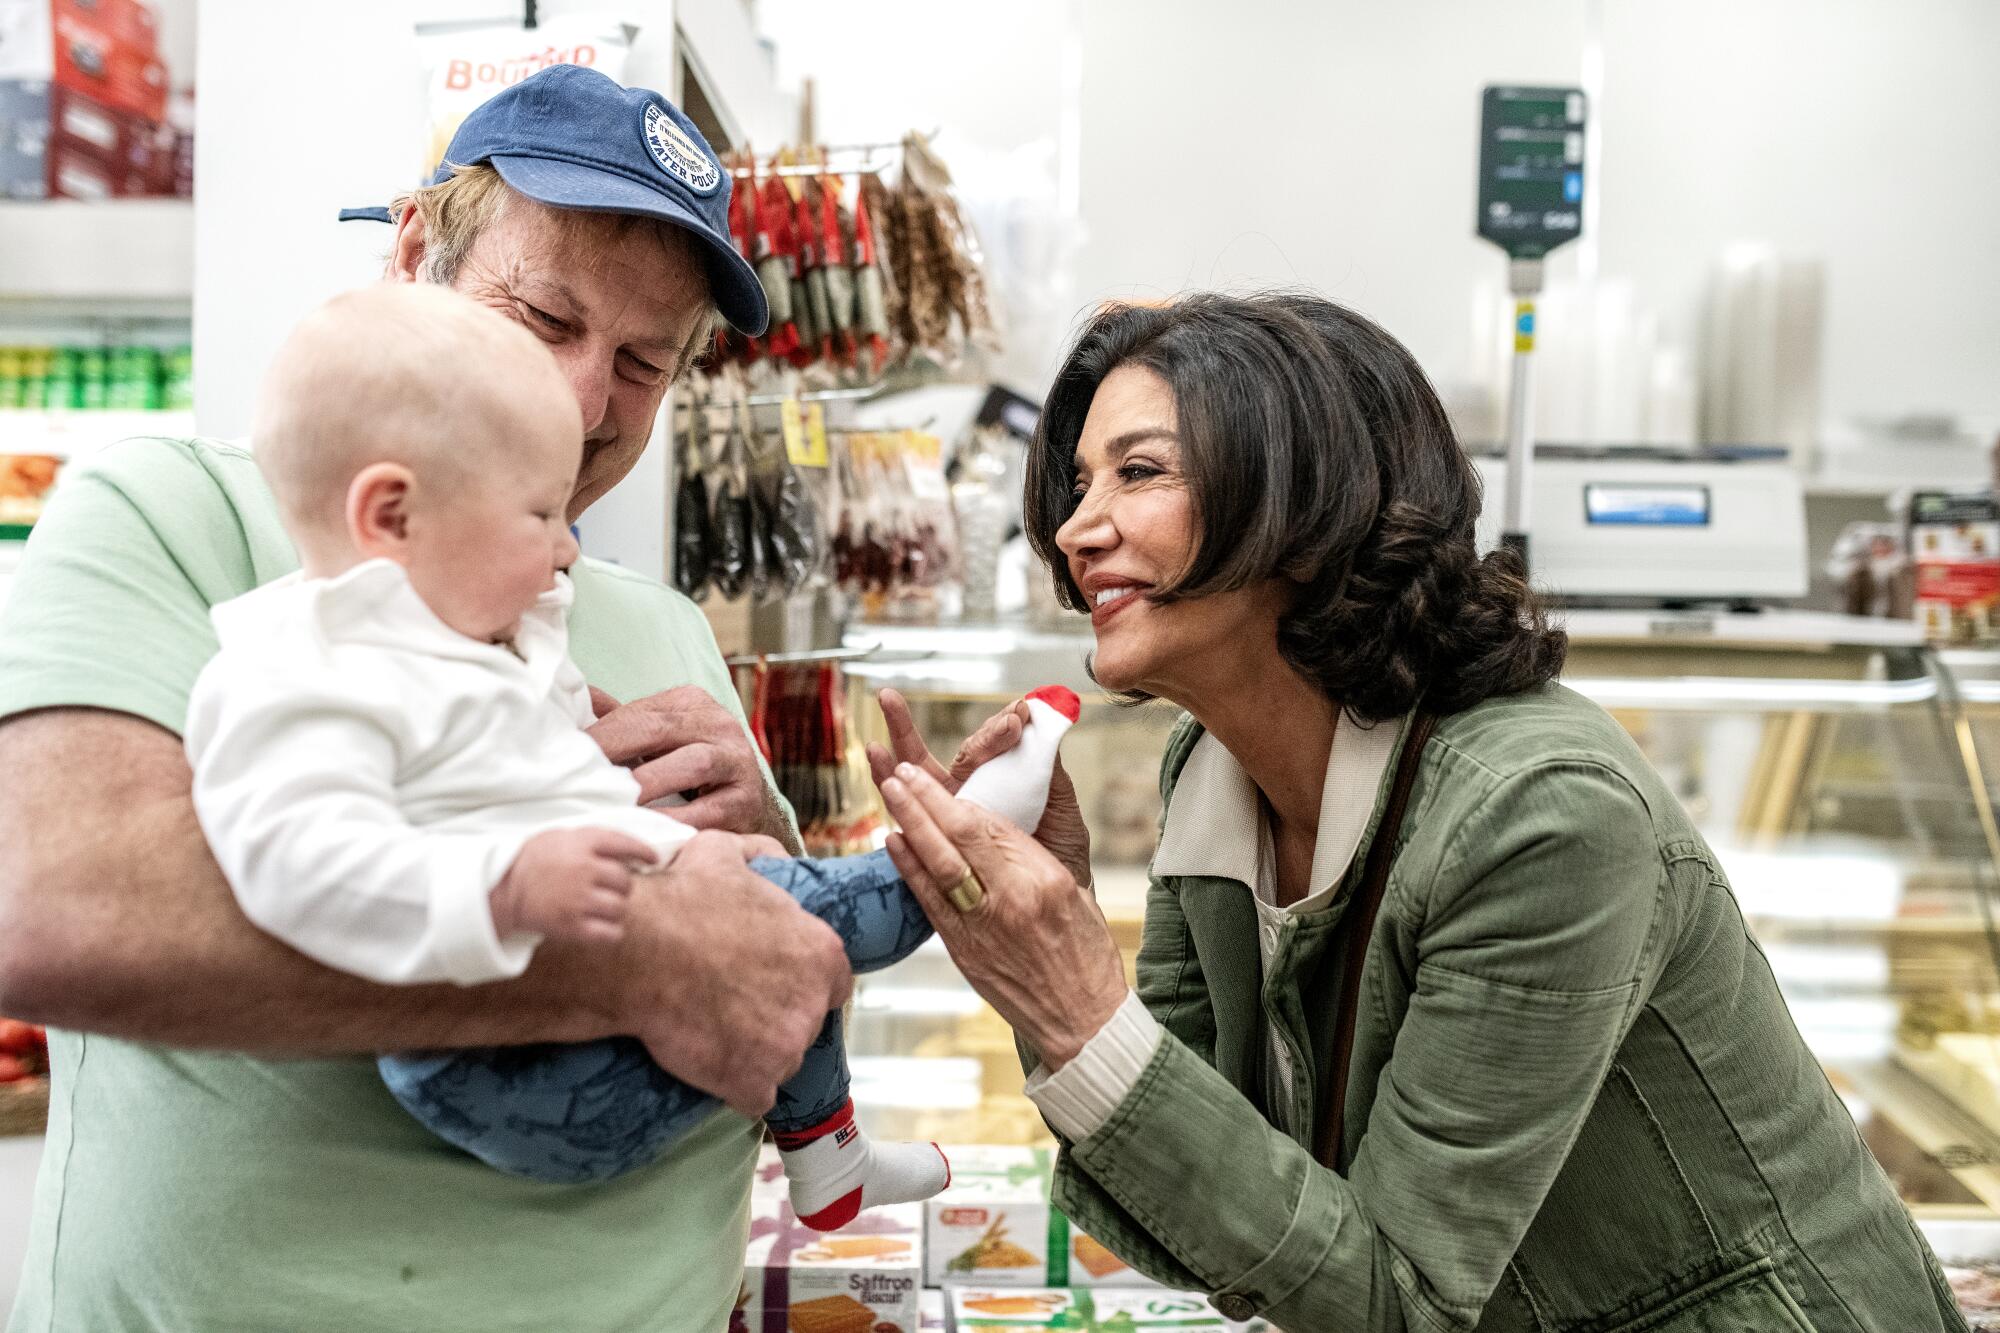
1152,712,1406,907
211,558,575,685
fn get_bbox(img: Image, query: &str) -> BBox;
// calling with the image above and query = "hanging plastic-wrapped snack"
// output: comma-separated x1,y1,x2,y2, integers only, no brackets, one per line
799,179,836,366
888,435,929,596
744,418,774,603
902,132,997,352
709,417,752,600
725,158,764,365
835,432,894,613
851,183,892,377
818,165,859,369
672,407,713,602
866,170,919,356
831,432,862,596
759,444,822,596
786,174,821,370
904,431,960,594
894,171,952,357
755,171,801,363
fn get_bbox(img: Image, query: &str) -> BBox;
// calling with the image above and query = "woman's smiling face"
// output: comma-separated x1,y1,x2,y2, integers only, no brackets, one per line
1054,364,1286,703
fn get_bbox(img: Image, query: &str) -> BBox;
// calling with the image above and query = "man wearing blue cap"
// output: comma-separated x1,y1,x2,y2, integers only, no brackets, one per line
0,67,854,1331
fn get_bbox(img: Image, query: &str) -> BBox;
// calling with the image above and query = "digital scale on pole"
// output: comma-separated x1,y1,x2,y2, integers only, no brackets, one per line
1474,86,1808,608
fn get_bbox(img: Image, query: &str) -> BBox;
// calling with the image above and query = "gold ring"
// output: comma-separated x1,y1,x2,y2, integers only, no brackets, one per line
946,869,985,913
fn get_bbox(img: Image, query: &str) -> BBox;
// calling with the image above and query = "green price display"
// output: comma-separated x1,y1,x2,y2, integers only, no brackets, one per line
1477,85,1587,259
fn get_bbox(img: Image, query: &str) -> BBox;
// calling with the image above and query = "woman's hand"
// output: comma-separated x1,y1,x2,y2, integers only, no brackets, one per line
866,688,1094,890
877,764,1127,1070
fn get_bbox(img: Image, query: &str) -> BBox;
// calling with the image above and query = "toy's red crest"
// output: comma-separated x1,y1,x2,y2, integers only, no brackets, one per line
1025,685,1082,723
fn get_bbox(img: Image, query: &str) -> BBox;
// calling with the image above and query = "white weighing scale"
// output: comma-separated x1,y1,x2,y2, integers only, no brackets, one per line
1475,88,1808,608
1470,447,1809,605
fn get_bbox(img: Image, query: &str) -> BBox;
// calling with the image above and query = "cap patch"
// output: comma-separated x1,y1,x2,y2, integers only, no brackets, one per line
642,103,720,196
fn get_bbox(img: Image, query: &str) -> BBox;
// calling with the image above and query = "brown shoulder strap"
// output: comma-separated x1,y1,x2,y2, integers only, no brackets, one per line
1314,712,1436,1170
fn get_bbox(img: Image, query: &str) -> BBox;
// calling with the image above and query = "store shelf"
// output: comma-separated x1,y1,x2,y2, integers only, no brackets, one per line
844,614,1937,711
0,201,195,304
1560,607,1924,650
0,410,197,461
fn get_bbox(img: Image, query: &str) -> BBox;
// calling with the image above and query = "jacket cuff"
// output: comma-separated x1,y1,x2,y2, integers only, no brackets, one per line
431,843,540,985
1024,989,1162,1140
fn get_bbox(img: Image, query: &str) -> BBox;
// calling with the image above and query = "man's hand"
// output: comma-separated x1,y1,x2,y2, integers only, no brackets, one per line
587,685,793,847
490,827,657,943
615,831,850,1117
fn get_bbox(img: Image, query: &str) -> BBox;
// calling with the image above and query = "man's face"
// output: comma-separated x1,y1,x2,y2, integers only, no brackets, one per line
404,197,711,523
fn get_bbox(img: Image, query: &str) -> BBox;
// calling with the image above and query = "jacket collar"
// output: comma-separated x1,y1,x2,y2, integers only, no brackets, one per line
211,557,575,690
1152,712,1405,906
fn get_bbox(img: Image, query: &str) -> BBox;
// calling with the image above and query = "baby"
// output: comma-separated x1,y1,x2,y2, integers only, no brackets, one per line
186,283,1077,1229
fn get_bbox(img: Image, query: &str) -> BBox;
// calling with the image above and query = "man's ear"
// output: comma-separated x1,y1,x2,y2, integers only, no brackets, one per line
386,206,428,283
348,462,417,557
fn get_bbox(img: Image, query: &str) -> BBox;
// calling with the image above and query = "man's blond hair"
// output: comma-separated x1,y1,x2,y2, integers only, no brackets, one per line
390,163,721,371
390,163,515,287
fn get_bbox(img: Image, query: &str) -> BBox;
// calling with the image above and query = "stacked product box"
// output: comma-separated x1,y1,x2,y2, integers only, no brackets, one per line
926,1145,1158,1290
1909,491,2000,645
949,1288,1270,1330
0,73,49,199
0,452,60,538
737,1189,925,1333
751,1144,1277,1330
0,0,181,199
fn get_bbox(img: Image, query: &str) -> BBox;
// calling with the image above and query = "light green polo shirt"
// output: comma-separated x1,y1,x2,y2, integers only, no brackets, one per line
1,437,764,1332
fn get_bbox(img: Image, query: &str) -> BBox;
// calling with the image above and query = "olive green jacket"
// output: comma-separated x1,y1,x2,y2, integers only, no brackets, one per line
1042,684,1966,1332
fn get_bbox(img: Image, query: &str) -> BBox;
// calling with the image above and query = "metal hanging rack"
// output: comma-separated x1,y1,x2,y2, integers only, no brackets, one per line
733,160,889,180
744,385,885,407
728,133,935,180
723,641,885,668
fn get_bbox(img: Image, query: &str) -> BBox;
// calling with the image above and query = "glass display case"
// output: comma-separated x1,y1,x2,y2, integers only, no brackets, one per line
832,609,2000,1249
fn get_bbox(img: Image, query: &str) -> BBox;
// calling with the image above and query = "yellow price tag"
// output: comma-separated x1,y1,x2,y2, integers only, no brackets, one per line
797,402,831,469
779,399,808,466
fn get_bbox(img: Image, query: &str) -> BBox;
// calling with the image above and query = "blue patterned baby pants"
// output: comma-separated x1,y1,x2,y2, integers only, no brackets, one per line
377,849,930,1184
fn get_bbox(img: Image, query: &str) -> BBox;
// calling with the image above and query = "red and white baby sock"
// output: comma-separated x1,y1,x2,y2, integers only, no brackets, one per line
775,1101,948,1231
776,686,1081,1231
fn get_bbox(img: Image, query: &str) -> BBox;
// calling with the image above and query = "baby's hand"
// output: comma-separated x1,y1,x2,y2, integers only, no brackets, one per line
491,827,658,943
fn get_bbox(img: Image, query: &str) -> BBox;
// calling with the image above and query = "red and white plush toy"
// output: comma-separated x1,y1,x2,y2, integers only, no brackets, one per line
956,686,1081,832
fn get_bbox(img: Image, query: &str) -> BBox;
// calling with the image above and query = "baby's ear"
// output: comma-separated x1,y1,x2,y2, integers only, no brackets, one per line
348,462,417,555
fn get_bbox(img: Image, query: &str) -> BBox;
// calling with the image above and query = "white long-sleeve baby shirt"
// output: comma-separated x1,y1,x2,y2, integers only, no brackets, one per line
184,558,697,987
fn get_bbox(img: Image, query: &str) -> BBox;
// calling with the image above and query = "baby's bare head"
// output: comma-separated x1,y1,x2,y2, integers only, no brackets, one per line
254,283,582,560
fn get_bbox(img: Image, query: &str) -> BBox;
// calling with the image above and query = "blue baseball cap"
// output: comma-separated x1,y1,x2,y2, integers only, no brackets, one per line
348,64,767,336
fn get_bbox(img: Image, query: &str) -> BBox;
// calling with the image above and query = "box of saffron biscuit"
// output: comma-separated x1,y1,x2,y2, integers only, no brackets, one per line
734,1196,923,1333
925,1145,1159,1289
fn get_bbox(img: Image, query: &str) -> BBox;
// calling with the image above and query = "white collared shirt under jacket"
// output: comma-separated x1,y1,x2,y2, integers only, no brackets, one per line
1026,714,1402,1141
184,558,696,988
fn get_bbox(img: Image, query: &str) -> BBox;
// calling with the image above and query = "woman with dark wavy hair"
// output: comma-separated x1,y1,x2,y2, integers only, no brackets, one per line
871,293,1963,1332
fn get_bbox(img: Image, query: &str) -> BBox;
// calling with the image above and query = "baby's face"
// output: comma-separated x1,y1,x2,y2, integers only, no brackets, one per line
406,417,582,643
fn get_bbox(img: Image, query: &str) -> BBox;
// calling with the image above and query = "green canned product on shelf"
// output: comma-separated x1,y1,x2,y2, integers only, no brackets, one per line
162,345,194,411
48,347,82,411
105,347,130,410
78,347,108,410
19,348,49,411
0,349,20,409
107,347,138,410
137,345,164,410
